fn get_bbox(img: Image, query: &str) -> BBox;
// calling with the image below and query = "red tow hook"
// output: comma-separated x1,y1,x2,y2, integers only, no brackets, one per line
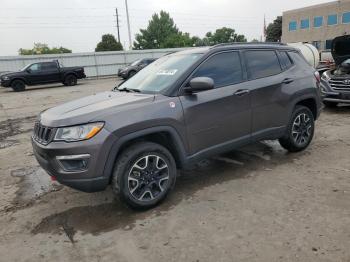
50,176,57,181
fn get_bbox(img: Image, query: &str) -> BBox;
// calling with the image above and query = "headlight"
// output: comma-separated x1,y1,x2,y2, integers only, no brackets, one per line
54,122,104,142
2,76,9,81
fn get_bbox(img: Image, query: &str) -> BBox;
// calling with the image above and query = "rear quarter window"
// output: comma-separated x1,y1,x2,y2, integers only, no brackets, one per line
278,51,293,70
245,50,282,80
288,51,310,67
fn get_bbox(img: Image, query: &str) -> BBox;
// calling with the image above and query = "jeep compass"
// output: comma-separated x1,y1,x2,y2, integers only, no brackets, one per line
32,43,322,209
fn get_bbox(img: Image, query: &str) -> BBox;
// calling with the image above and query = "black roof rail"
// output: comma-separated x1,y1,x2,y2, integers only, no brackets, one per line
210,42,287,49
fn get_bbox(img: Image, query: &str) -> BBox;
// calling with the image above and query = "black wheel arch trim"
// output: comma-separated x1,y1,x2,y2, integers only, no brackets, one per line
290,92,322,121
102,126,188,182
10,78,27,86
63,72,78,80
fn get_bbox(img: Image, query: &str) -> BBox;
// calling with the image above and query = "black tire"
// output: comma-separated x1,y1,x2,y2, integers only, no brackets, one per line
323,101,338,108
112,142,177,210
11,80,26,92
127,70,137,79
279,105,315,153
63,74,77,86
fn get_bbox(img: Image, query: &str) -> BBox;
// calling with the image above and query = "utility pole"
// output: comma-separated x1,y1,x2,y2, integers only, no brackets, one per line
124,0,132,50
115,8,121,43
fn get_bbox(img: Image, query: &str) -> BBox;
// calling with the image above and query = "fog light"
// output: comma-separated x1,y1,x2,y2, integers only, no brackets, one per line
56,154,90,172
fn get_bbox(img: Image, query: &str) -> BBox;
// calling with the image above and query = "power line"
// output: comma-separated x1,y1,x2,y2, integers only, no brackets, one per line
0,15,115,19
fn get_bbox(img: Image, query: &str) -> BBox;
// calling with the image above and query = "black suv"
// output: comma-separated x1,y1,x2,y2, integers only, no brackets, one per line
118,58,156,79
32,43,322,209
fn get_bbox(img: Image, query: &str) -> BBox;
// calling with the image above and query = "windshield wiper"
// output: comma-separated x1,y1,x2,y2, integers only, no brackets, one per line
116,87,141,93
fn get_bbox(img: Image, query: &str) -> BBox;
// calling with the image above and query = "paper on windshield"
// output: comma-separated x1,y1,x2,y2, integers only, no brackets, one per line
156,69,178,76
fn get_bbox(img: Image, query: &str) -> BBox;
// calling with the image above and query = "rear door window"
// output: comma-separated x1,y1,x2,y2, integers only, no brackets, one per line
278,51,293,70
41,62,58,71
245,50,282,80
192,51,243,88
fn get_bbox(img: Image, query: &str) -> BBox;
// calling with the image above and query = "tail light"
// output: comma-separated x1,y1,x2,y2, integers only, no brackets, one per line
314,71,321,84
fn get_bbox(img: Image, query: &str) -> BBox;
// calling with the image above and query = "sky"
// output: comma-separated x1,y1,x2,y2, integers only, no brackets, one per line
0,0,333,56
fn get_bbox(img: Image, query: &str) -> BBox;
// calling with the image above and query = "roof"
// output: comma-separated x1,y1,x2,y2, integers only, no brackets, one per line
283,0,339,14
172,47,210,55
173,43,295,56
210,42,289,49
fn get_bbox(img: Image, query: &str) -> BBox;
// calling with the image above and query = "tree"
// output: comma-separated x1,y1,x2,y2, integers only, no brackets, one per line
191,36,209,47
203,27,247,45
134,11,196,49
95,34,123,52
19,43,72,55
266,16,282,42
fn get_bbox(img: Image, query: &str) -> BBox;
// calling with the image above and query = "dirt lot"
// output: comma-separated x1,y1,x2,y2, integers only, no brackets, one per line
0,78,349,262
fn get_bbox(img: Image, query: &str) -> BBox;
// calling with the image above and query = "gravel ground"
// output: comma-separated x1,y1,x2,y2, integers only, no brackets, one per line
0,78,349,262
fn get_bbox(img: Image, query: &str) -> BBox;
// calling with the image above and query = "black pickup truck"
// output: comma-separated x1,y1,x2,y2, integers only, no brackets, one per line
0,60,86,92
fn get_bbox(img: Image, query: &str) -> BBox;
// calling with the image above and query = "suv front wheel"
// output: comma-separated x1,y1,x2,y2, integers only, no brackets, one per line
279,105,315,152
11,80,26,92
112,142,177,209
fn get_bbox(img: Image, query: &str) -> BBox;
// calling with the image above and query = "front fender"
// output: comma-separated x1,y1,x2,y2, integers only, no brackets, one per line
102,126,188,182
10,77,28,85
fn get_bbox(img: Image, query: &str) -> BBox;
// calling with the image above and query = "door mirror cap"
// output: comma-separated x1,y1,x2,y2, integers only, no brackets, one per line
184,77,214,94
26,69,31,73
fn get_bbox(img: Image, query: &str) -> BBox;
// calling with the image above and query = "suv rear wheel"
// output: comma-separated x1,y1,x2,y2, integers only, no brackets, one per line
11,80,26,92
112,142,176,209
279,105,315,152
63,75,77,86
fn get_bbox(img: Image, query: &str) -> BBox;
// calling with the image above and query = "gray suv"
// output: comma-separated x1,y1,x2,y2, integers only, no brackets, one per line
32,43,322,209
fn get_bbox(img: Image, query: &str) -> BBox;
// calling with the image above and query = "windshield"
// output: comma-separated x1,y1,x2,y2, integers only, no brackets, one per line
20,64,31,71
117,53,202,93
130,60,141,66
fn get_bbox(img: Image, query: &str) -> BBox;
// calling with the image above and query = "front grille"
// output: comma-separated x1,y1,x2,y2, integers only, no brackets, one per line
329,79,350,91
33,122,55,145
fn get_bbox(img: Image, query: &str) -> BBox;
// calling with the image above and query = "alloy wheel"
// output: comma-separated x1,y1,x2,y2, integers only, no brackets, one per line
292,113,312,146
128,155,169,202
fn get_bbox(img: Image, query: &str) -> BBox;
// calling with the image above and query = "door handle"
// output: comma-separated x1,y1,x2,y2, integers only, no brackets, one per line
234,89,250,96
282,78,294,84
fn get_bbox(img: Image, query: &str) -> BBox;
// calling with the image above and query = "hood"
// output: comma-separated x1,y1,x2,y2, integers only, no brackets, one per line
120,66,131,72
40,91,155,127
0,71,18,78
331,35,350,65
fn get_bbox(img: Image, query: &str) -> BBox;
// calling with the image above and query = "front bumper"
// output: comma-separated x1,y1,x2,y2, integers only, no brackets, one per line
117,71,128,78
0,79,11,87
320,80,350,104
31,128,117,192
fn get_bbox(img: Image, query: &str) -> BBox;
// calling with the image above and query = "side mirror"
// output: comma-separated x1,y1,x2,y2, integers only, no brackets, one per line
26,69,31,73
184,77,214,94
